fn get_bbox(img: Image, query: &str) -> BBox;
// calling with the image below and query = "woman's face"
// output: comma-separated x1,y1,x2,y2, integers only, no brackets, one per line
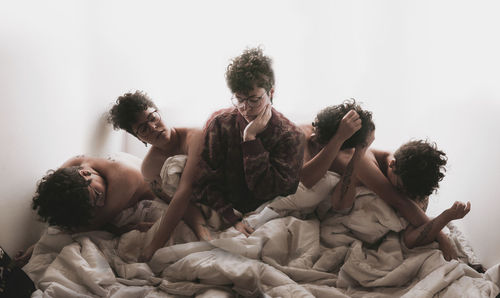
78,167,106,207
233,87,273,123
131,107,170,146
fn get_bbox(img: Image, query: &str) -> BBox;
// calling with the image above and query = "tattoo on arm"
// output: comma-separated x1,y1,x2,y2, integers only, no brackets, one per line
340,159,355,200
415,221,434,245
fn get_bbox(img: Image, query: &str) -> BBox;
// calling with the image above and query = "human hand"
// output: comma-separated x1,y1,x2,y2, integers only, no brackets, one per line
444,201,471,220
14,245,34,267
243,104,272,141
193,224,213,241
336,110,362,142
234,220,255,237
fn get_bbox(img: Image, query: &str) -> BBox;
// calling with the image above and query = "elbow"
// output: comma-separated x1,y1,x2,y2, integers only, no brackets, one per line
405,240,416,249
299,176,315,189
403,230,416,249
302,181,314,190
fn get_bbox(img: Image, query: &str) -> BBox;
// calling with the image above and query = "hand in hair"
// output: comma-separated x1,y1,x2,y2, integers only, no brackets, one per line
336,110,362,142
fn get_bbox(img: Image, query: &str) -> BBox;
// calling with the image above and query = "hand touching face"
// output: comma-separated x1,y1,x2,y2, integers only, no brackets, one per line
243,103,272,141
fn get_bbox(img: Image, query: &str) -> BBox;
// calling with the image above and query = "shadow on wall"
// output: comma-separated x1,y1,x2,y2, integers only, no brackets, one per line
86,112,122,157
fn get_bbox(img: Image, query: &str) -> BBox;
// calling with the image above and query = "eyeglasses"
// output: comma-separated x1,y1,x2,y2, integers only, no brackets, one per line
231,92,267,108
134,110,161,137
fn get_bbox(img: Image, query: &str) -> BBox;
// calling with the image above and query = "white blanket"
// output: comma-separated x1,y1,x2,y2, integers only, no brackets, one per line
24,185,499,297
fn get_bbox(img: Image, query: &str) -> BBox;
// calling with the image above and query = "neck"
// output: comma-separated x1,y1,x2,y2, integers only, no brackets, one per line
156,127,179,154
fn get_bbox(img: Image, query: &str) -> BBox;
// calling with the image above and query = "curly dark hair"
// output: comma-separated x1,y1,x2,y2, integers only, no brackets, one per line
225,47,275,96
312,99,375,149
393,140,447,199
108,90,158,137
32,166,93,231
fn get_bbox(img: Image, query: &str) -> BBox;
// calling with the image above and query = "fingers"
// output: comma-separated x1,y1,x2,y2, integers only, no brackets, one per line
247,104,272,137
346,110,362,128
454,201,469,211
257,103,271,120
239,226,251,237
259,103,272,123
235,221,254,237
245,223,255,234
344,110,359,120
450,201,471,219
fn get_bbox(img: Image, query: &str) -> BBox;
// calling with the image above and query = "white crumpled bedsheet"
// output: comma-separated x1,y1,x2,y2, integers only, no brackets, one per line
25,187,500,297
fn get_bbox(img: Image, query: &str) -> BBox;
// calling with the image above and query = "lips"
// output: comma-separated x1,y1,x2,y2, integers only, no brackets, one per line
156,130,165,140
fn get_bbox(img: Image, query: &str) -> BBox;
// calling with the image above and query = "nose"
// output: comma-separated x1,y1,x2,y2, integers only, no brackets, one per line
147,121,157,130
239,101,250,111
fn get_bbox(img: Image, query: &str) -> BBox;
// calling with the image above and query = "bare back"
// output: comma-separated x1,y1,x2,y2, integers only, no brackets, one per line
62,153,155,229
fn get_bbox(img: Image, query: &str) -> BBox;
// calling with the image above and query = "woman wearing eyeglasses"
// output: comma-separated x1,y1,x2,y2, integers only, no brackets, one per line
190,47,306,236
108,91,210,262
16,153,157,267
31,153,157,234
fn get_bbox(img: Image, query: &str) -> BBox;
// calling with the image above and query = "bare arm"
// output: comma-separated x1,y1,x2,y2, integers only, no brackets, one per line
300,110,362,188
404,201,471,248
140,130,206,261
331,146,363,211
356,152,458,260
301,135,348,189
87,160,142,230
103,221,155,235
60,155,88,168
356,153,429,226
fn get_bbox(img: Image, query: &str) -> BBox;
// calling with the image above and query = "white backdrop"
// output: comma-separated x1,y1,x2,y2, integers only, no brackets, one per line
1,0,498,268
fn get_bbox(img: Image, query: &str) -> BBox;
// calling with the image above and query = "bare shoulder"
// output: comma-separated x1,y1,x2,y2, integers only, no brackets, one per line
60,154,91,168
298,123,313,138
184,127,203,143
90,155,142,183
370,148,391,161
369,148,391,172
180,127,203,155
298,124,314,162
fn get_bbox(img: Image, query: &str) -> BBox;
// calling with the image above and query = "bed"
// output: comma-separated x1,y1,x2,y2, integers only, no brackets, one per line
23,182,500,297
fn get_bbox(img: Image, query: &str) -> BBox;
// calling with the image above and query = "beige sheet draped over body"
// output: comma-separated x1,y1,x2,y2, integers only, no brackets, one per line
24,155,499,297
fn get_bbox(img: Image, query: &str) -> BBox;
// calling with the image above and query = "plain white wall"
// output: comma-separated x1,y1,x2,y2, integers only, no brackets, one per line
1,0,498,268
